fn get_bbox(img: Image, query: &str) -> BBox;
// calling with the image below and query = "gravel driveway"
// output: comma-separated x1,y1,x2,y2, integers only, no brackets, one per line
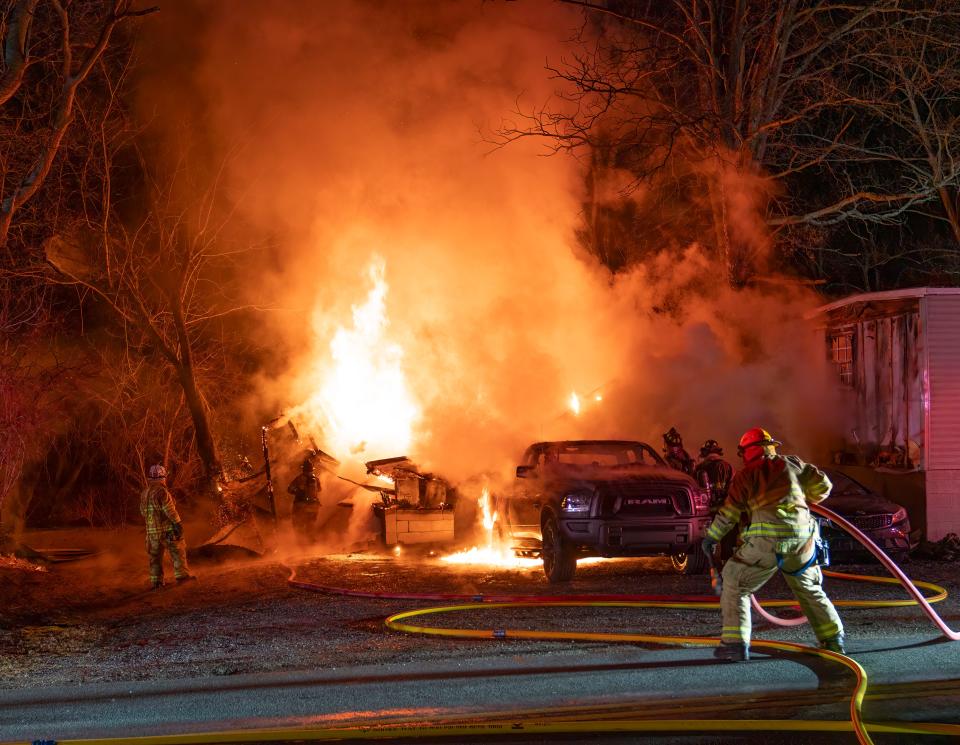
3,526,959,690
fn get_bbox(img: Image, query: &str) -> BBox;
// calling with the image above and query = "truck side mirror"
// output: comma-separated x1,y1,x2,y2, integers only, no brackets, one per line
516,465,536,478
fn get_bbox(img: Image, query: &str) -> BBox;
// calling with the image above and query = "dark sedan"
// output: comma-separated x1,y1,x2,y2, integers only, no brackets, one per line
820,469,918,563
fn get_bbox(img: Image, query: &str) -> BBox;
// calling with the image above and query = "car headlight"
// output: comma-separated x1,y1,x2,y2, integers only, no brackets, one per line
891,506,908,524
561,492,593,513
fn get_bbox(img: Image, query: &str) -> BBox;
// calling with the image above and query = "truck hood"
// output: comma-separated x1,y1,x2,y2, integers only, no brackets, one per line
543,464,697,489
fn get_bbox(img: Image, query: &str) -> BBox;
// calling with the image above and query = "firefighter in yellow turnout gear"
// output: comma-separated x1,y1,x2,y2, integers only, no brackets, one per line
702,428,844,661
141,464,195,589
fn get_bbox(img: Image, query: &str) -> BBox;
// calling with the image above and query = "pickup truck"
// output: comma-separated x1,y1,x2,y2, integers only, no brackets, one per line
499,440,713,582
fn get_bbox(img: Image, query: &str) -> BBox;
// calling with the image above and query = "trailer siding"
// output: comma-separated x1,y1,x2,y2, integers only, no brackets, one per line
923,295,960,538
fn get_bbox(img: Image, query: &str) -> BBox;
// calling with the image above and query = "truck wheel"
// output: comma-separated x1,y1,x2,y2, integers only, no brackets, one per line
542,514,577,583
671,544,708,575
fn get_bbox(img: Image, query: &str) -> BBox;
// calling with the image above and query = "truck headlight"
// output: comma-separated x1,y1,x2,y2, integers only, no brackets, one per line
561,492,593,513
891,506,908,524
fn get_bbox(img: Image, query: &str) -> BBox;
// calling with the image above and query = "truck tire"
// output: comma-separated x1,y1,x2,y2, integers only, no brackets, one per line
542,513,577,583
671,543,709,575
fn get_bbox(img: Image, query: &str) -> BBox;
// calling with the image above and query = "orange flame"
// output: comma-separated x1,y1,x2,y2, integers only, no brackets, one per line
441,488,540,568
300,257,420,462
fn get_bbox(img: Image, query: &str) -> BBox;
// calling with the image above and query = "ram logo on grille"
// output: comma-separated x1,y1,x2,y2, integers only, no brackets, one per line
626,497,671,506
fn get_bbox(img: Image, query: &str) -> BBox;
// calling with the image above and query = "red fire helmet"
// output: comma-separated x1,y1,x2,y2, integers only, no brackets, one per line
737,428,782,460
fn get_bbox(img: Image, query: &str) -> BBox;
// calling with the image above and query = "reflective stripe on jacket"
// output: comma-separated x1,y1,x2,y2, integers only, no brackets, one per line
140,482,181,537
705,454,831,544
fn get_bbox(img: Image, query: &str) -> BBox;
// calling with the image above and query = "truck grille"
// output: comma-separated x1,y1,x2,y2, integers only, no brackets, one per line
606,483,691,517
847,514,893,531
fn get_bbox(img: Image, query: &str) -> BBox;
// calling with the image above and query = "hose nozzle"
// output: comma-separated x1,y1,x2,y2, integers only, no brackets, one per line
710,567,722,596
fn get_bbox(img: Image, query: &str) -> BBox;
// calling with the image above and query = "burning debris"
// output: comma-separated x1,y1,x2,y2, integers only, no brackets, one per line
441,488,541,568
365,457,456,548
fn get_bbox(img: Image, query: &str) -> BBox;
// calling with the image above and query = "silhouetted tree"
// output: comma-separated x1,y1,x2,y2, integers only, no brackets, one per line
500,1,960,286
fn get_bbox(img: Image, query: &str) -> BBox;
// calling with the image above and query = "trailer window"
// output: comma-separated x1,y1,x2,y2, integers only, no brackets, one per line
828,331,855,387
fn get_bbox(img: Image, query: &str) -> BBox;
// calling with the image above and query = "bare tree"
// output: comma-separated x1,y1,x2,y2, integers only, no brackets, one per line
827,4,960,246
0,279,69,544
0,0,156,250
37,154,268,492
499,1,960,285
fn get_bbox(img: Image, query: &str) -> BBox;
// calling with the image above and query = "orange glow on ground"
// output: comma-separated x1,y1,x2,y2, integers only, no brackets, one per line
441,488,609,569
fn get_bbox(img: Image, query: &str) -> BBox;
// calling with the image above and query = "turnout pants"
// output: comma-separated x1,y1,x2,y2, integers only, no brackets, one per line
146,532,190,584
720,534,843,645
292,501,320,540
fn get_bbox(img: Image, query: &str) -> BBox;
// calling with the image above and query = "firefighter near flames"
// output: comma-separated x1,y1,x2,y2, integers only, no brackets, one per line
661,427,695,475
140,465,196,590
703,427,844,662
694,439,737,561
287,457,322,541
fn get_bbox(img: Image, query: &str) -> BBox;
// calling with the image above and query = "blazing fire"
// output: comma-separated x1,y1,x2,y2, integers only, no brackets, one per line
301,258,420,462
441,489,540,568
568,391,581,416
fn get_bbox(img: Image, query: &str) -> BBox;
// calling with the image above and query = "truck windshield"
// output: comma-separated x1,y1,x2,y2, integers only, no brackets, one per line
550,443,661,467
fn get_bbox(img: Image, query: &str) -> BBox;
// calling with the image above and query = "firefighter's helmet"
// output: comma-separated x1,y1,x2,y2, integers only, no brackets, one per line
148,464,167,480
700,439,723,457
663,427,684,447
737,428,782,461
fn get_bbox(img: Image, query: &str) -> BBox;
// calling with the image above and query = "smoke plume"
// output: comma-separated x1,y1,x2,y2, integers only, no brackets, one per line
138,0,842,491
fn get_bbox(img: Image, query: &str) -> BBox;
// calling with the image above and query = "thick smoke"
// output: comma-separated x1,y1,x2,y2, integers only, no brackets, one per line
138,0,842,491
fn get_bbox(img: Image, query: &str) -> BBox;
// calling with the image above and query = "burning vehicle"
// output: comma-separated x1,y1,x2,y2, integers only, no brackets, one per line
820,469,918,563
499,440,713,582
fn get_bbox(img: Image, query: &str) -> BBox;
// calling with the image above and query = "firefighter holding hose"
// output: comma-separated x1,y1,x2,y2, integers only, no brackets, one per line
141,464,195,590
702,428,844,661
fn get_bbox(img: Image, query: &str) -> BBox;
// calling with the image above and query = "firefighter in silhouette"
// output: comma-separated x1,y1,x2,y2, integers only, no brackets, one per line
695,440,735,509
695,440,738,560
287,456,321,541
141,465,195,589
702,428,844,662
662,427,694,475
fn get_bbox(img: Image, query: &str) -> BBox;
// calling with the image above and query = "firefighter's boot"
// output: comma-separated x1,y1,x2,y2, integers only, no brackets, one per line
819,634,846,654
714,642,750,662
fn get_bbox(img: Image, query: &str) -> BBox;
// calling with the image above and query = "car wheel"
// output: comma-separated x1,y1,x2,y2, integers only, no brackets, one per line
671,543,709,575
541,513,577,583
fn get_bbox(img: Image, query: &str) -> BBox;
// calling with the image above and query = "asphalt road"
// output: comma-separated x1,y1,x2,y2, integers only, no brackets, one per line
5,541,960,745
3,633,960,744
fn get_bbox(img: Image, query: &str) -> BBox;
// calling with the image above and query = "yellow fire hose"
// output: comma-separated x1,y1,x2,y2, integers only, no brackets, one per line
5,575,959,745
373,504,960,745
7,506,960,745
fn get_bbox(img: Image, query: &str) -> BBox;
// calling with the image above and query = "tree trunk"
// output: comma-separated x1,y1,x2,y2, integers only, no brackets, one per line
707,171,747,287
937,186,960,247
176,364,222,486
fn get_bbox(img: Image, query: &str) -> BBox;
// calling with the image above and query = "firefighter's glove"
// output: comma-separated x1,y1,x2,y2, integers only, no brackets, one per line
171,522,184,541
701,537,717,558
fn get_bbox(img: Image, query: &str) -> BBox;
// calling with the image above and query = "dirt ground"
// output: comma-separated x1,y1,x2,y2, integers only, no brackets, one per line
3,524,960,690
